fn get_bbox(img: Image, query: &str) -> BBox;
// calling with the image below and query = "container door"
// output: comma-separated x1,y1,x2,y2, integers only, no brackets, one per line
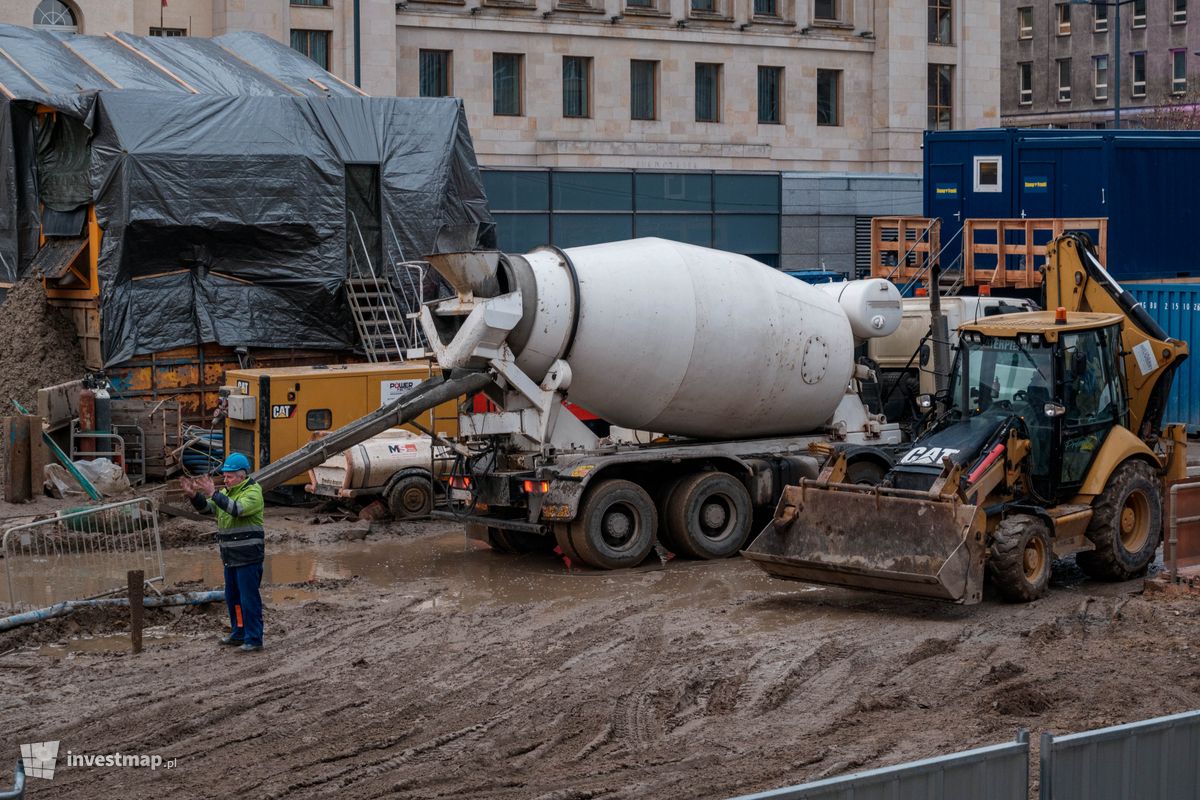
928,163,965,229
1018,162,1056,218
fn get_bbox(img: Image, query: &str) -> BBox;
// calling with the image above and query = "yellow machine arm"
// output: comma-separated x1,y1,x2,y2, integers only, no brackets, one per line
1044,234,1189,440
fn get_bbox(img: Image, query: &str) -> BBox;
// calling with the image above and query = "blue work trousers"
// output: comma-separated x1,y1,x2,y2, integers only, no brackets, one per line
223,563,264,646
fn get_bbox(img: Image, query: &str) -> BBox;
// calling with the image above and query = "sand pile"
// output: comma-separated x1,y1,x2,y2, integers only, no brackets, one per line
0,278,87,411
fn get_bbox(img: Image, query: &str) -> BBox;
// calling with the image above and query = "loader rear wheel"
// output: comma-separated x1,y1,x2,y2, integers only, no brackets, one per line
665,472,753,560
1077,460,1162,581
846,459,887,486
988,514,1052,603
570,479,657,570
386,475,433,519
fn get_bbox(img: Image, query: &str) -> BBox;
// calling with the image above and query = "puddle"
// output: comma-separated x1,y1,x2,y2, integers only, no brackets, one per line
37,632,188,658
3,530,789,614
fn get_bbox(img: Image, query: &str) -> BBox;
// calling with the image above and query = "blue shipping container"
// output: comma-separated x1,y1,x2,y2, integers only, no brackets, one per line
923,129,1200,282
1127,283,1200,432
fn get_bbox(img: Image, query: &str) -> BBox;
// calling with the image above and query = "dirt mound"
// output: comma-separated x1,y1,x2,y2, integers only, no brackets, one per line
0,278,86,411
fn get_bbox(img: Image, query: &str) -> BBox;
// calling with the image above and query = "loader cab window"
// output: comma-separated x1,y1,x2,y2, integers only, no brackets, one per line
950,332,1056,490
1058,326,1123,488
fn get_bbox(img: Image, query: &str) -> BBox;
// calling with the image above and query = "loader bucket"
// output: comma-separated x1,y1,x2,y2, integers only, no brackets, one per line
741,482,988,604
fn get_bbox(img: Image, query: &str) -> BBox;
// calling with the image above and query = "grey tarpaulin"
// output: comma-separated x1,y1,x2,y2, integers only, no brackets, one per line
0,24,493,365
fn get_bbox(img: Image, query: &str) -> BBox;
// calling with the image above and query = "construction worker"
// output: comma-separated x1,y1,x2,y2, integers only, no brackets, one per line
181,453,265,653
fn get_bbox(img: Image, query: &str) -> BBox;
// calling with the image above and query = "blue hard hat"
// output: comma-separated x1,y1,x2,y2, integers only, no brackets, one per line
220,453,252,473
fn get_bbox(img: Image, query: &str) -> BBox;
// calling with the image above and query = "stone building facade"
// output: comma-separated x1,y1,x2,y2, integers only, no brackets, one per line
5,1,1000,270
1002,0,1198,127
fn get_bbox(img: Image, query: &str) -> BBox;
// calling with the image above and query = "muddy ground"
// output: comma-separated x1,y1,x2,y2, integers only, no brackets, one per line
0,279,86,411
1,509,1198,800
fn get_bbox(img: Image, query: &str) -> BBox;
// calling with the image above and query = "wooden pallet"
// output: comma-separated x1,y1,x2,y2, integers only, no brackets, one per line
963,218,1108,289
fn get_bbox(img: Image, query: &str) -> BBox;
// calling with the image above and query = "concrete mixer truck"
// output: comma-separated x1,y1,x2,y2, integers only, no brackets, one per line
415,238,908,568
250,237,907,570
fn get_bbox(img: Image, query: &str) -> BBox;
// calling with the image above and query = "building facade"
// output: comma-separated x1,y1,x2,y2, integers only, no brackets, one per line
5,1,997,270
1002,0,1197,128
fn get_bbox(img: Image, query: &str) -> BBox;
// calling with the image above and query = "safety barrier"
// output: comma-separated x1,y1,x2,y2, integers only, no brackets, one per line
2,497,164,610
1039,710,1200,800
731,710,1200,799
728,731,1029,800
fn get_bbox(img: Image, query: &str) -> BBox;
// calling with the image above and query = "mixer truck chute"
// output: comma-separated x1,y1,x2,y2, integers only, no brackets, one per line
742,233,1190,604
418,237,907,569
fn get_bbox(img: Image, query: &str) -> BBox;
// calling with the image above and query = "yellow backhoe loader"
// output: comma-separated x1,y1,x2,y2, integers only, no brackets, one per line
742,233,1190,604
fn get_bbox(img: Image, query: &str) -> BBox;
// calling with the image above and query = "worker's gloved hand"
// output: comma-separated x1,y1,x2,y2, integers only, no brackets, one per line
196,475,216,498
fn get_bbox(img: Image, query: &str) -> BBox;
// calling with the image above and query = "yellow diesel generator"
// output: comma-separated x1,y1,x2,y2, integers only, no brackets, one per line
223,362,460,487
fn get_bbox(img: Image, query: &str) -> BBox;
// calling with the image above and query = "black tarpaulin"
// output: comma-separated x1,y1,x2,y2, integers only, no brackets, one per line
0,24,493,365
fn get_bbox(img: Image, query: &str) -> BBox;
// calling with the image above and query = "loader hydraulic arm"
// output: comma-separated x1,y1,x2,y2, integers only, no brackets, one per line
1043,233,1189,437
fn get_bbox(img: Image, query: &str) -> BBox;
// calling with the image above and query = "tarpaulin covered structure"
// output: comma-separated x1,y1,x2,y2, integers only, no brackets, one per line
0,25,493,365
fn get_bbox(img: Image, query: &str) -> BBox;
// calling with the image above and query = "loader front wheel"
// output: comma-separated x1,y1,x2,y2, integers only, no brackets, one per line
1077,460,1162,581
570,479,657,569
988,514,1052,603
665,472,753,560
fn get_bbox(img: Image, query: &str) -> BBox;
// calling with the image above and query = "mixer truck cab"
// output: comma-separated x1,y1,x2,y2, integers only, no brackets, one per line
413,237,910,569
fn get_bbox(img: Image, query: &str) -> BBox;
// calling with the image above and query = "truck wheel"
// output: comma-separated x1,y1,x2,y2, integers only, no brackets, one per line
654,476,685,553
846,459,887,486
486,527,516,554
988,514,1052,603
665,472,752,560
1077,460,1162,581
386,475,433,519
552,523,585,565
569,479,657,569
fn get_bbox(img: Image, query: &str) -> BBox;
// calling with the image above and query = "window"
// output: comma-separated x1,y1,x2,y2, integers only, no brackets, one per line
691,0,716,11
563,56,591,118
1175,0,1187,24
33,0,76,31
631,60,658,121
754,0,778,16
1057,58,1071,102
1173,50,1187,95
927,64,953,130
626,0,654,6
758,66,783,124
1094,55,1108,100
493,53,523,116
1056,3,1070,35
419,50,452,97
817,69,840,126
1094,3,1108,31
813,0,838,21
1132,52,1146,97
149,27,186,37
290,29,330,70
1019,62,1033,105
292,0,330,5
695,63,722,122
1018,6,1033,38
928,0,952,45
973,156,1002,193
306,409,332,432
1132,0,1145,27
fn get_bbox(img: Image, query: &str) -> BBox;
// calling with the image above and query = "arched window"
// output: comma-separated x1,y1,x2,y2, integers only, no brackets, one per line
33,0,78,32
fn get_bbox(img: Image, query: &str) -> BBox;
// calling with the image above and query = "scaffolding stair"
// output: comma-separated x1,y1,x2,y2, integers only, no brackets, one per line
345,275,407,362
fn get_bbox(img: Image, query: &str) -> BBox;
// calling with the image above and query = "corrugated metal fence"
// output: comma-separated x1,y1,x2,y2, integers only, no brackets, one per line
1040,710,1200,800
1127,283,1200,432
728,732,1029,800
730,711,1200,800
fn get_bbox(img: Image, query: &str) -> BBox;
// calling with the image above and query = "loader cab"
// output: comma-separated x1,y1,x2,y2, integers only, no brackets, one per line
945,312,1127,502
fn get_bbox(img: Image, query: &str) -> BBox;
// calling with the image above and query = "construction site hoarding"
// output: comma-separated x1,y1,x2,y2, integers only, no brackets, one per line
0,24,493,365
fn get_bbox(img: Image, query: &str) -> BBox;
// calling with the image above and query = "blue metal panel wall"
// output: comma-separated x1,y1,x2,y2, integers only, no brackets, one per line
1128,283,1200,431
1040,710,1200,800
924,129,1200,282
727,734,1028,800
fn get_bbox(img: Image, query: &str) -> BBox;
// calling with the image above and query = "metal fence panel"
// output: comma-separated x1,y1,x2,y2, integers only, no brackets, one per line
728,732,1028,800
2,497,164,610
1041,710,1200,800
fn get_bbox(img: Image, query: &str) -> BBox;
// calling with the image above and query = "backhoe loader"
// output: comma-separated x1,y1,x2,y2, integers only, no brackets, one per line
742,233,1190,604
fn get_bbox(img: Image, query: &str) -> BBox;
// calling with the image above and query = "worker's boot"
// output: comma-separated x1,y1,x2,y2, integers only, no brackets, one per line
240,643,263,653
219,633,244,646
